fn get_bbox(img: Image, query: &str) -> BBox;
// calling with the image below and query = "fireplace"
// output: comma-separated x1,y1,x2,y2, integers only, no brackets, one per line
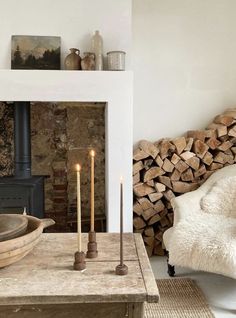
0,71,133,232
0,101,106,231
0,102,45,217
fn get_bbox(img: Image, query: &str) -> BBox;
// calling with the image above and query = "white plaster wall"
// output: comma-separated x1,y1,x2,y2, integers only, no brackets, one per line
0,0,132,69
133,0,236,144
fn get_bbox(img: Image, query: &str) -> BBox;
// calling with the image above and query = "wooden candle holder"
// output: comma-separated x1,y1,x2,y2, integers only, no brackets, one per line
115,263,128,276
86,231,98,258
73,251,86,271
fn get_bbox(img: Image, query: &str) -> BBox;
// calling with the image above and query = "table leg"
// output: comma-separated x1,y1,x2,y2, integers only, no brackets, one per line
128,303,144,318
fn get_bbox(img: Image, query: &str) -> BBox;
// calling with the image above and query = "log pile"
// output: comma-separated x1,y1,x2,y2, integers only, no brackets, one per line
133,109,236,256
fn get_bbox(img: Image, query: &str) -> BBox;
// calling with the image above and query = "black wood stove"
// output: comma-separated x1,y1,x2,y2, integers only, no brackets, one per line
0,102,44,217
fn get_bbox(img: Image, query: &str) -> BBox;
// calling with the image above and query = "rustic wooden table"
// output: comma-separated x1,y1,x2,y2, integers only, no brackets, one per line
0,233,159,318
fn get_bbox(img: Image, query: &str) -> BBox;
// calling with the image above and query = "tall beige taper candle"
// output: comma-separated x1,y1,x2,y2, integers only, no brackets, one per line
90,150,95,232
76,164,82,252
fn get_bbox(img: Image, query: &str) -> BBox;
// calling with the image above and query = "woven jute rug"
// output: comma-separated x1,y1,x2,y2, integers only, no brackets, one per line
145,278,214,318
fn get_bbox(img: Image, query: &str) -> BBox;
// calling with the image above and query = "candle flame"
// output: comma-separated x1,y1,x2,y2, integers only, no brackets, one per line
120,176,123,183
76,164,81,172
90,149,95,157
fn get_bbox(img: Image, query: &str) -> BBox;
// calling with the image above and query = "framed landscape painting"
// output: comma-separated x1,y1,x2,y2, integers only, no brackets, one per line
11,35,61,70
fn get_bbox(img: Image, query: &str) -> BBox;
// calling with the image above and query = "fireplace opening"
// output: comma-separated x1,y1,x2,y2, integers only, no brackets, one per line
0,101,106,232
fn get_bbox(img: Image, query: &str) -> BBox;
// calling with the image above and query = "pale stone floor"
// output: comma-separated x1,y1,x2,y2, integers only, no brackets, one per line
150,256,236,318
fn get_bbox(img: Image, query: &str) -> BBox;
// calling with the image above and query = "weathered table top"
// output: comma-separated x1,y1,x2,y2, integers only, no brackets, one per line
0,233,159,306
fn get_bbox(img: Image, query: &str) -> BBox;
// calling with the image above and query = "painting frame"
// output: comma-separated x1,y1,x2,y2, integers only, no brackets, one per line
11,35,61,70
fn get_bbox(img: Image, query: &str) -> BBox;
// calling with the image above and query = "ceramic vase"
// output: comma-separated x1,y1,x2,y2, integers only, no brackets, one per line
81,52,95,70
64,48,81,70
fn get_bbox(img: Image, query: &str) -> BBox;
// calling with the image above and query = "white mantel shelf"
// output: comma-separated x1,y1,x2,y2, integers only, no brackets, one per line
0,70,133,233
0,70,132,102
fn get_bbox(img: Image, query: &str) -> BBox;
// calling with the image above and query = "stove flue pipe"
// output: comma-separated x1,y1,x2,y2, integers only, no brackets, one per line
14,102,31,178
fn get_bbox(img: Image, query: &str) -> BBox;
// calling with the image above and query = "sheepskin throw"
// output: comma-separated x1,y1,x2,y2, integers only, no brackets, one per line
163,165,236,279
201,177,236,218
166,211,236,279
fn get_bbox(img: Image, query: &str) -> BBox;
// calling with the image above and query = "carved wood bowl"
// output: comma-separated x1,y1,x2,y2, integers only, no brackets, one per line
0,214,28,242
0,215,55,268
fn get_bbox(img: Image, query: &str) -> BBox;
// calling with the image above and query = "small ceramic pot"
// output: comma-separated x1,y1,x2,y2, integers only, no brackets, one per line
107,51,126,71
81,52,95,70
64,48,81,70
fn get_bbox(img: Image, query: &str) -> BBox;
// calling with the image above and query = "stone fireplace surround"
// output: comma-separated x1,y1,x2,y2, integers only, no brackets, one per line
0,70,133,232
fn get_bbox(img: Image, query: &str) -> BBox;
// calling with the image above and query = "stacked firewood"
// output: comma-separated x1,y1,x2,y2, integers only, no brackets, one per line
133,109,236,256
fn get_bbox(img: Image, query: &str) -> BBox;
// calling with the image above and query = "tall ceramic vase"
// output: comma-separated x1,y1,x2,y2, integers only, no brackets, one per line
91,31,103,70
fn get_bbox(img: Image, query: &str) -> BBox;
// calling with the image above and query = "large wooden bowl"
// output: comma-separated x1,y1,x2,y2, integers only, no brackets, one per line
0,214,28,242
0,216,55,268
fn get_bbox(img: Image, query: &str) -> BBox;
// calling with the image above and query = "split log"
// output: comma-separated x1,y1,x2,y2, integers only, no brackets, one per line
202,152,213,166
145,245,153,257
155,155,163,167
155,182,166,192
217,141,233,152
146,180,155,187
160,140,175,159
134,228,144,234
186,130,206,141
172,181,198,193
133,183,155,197
228,125,236,138
216,125,227,138
194,164,206,178
231,147,236,154
181,168,194,182
133,201,143,216
139,140,159,158
144,226,155,237
133,216,146,230
133,148,149,161
163,189,175,201
170,169,181,181
180,151,195,161
133,161,143,175
184,138,194,151
171,153,181,165
155,231,163,242
209,162,223,170
160,216,169,228
148,213,161,225
162,158,174,173
148,192,163,202
133,173,140,185
214,151,228,164
137,197,153,210
214,115,234,126
158,176,172,189
172,137,186,155
206,138,221,150
193,140,209,159
223,109,236,118
175,160,189,173
143,236,154,248
144,167,165,182
205,129,217,139
143,159,153,170
142,208,157,221
186,156,200,171
154,200,165,213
